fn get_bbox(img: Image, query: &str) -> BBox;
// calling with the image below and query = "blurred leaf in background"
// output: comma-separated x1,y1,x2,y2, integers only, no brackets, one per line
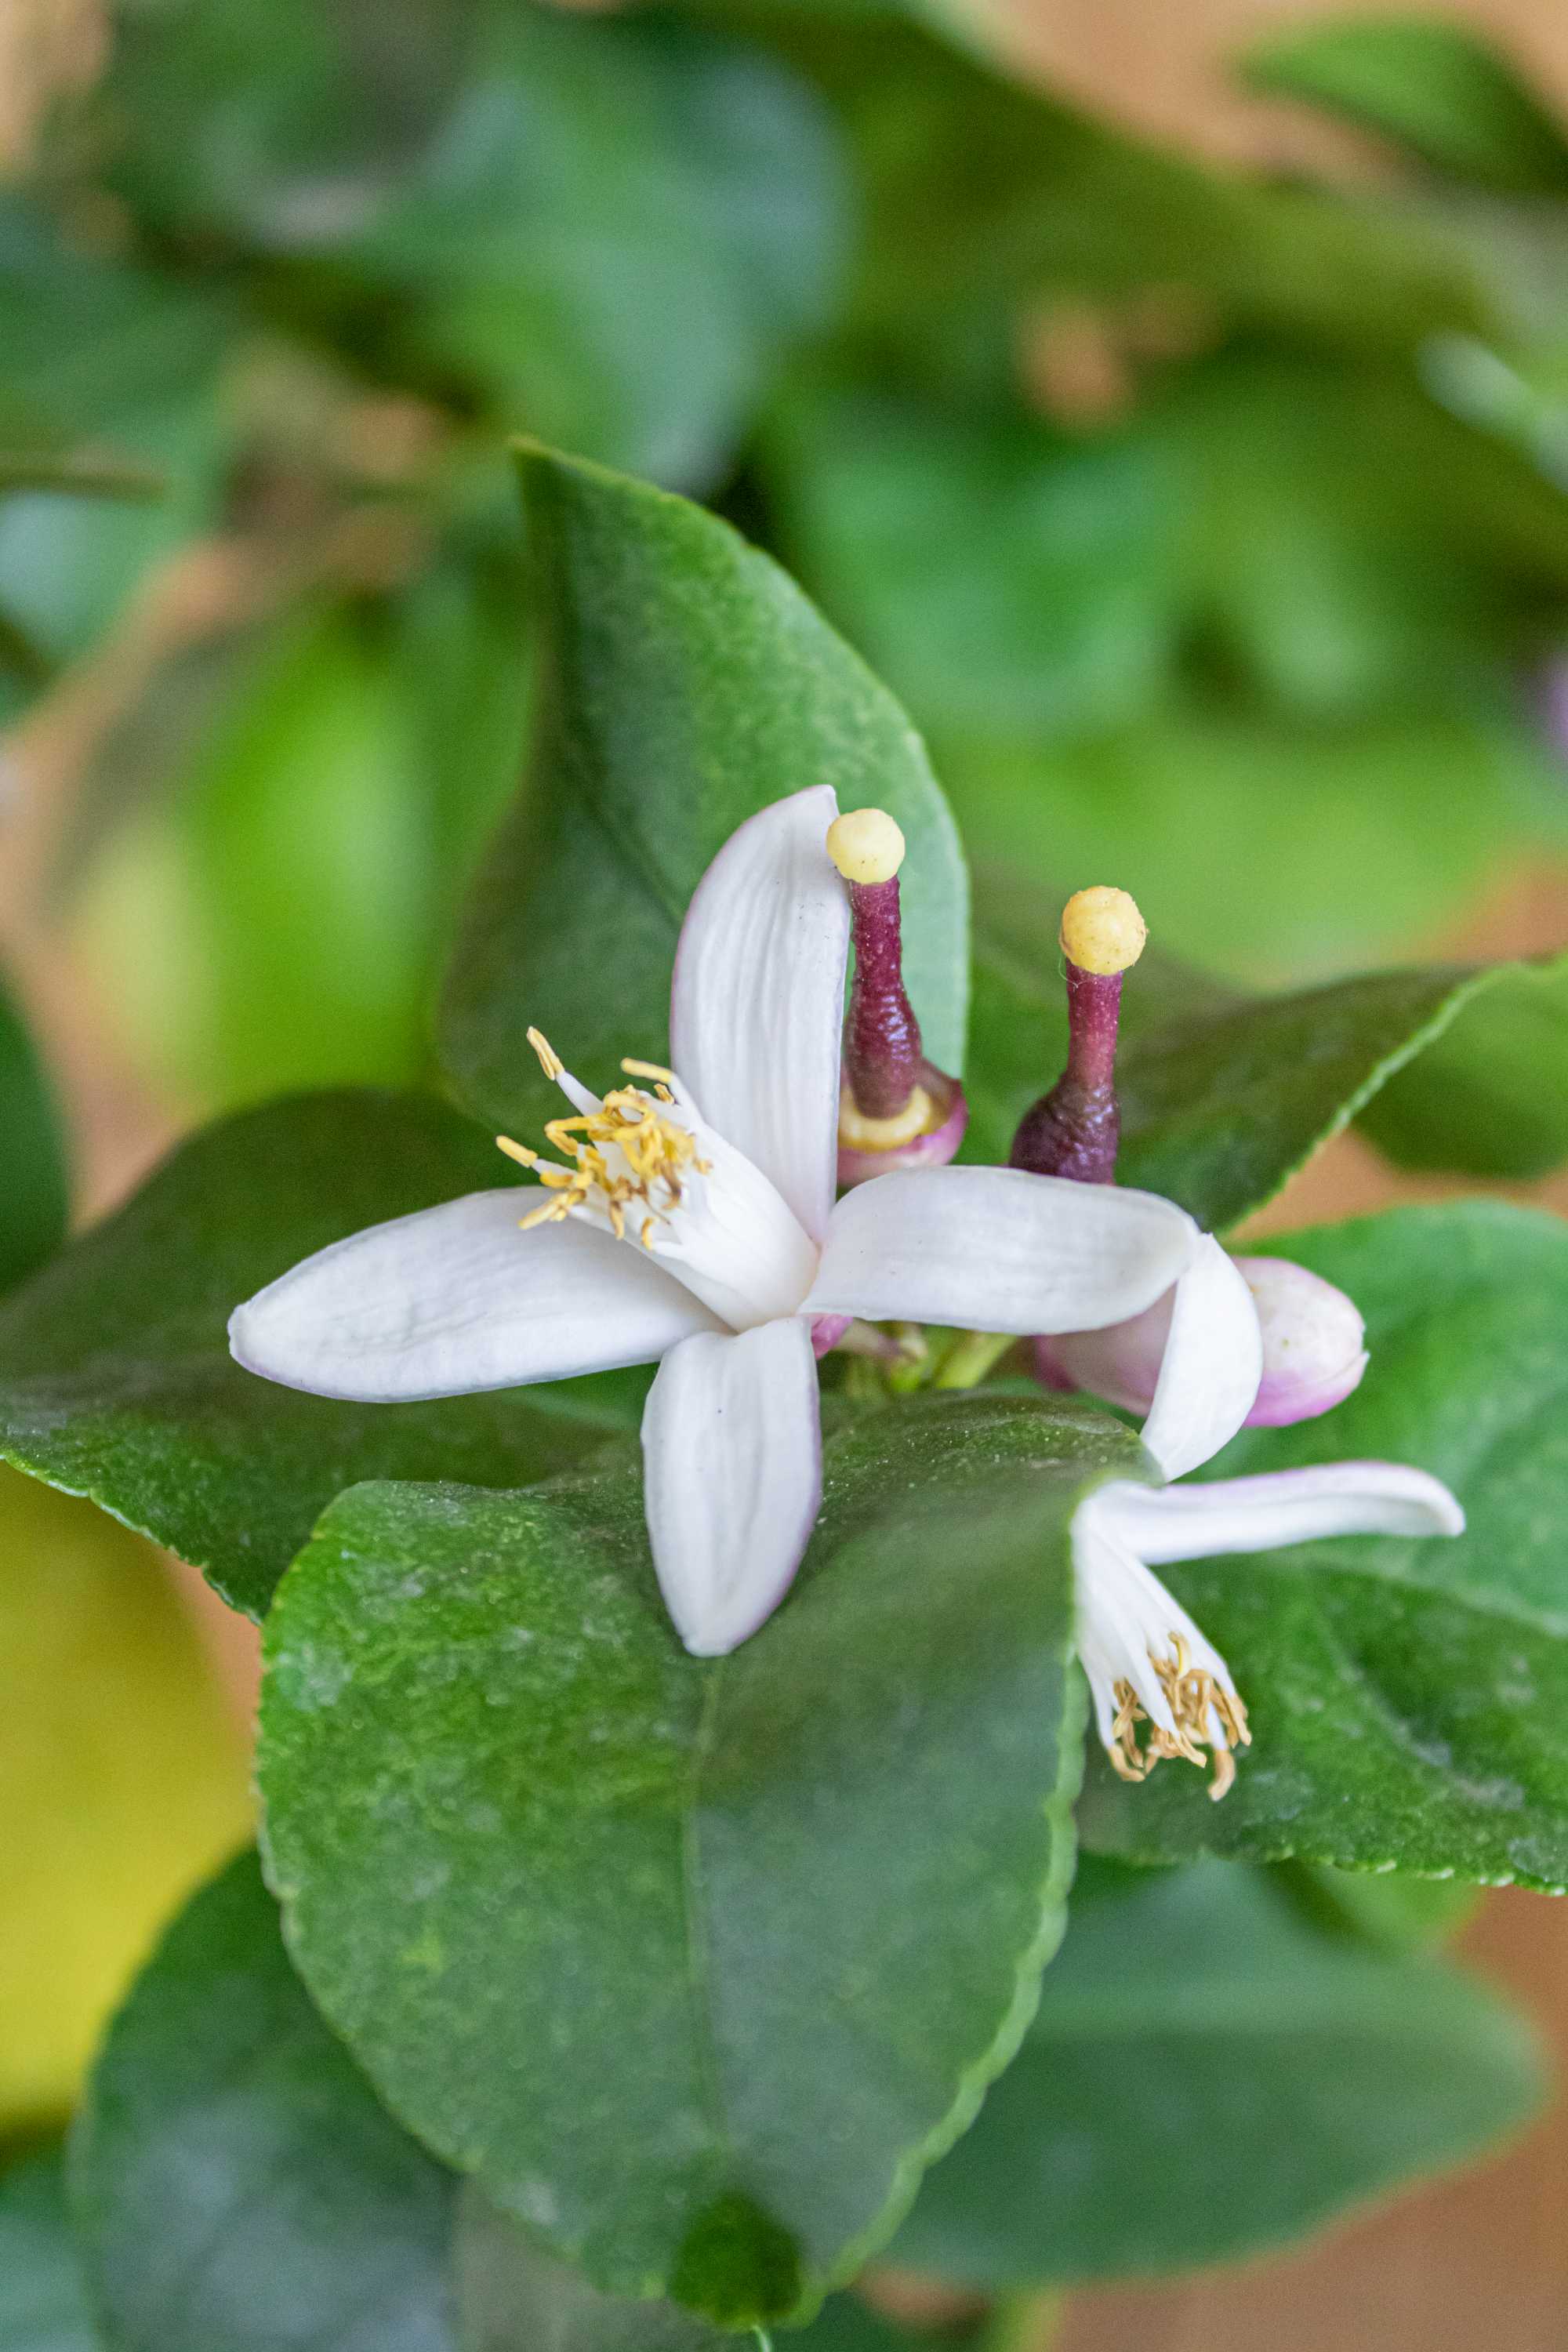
0,967,67,1296
9,0,1568,1135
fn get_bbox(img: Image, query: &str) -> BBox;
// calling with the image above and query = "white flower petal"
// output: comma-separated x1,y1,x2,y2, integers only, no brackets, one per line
1087,1462,1466,1566
804,1167,1197,1336
669,786,848,1243
1138,1235,1264,1481
641,1316,822,1656
229,1192,723,1401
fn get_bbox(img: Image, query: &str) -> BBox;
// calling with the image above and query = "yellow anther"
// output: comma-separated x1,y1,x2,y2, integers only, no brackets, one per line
1107,1635,1248,1802
837,1083,935,1154
1060,886,1145,976
621,1057,678,1083
826,807,906,887
504,1059,707,1248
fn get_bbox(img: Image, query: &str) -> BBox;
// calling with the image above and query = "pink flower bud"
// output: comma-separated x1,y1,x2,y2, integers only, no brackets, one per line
1239,1257,1368,1427
1034,1255,1366,1430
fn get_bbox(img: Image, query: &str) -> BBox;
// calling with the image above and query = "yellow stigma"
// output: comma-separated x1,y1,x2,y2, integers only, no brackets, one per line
826,808,906,887
1060,886,1145,976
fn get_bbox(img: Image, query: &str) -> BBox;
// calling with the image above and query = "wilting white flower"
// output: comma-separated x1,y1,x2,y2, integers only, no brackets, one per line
1071,1237,1461,1798
230,787,1206,1657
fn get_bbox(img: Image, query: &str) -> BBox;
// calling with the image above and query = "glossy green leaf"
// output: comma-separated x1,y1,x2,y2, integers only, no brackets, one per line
258,1392,1142,2324
72,1850,456,2352
0,969,68,1298
457,2190,920,2350
891,1857,1542,2285
437,444,967,1146
1080,1203,1568,1888
962,873,1501,1229
0,1091,646,1621
0,2149,98,2352
1243,18,1568,197
1356,953,1568,1178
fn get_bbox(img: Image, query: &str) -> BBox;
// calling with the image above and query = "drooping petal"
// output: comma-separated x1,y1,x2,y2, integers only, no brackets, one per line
230,1192,723,1402
1138,1235,1264,1481
1072,1492,1249,1799
669,786,848,1243
1087,1461,1465,1566
804,1166,1197,1336
641,1316,822,1657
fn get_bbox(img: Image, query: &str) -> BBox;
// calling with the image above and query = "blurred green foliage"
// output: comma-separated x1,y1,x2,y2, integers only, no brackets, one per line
6,0,1568,1146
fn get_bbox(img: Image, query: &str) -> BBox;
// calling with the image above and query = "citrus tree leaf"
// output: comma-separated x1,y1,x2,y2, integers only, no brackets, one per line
257,1392,1142,2325
437,445,967,1145
0,968,68,1298
891,1857,1542,2285
0,1091,646,1620
0,2149,98,2352
1356,951,1568,1178
71,1849,457,2352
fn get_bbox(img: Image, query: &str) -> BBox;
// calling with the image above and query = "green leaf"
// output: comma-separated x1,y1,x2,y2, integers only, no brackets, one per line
962,871,1505,1229
257,1392,1142,2324
0,2149,98,2352
0,969,67,1298
1243,18,1568,197
0,1091,647,1621
1079,1203,1568,1889
77,608,435,1111
891,1857,1542,2285
1284,1860,1480,1949
456,2190,723,2352
1356,953,1568,1178
72,1849,456,2352
103,2,844,487
437,444,967,1145
458,2176,964,2349
764,379,1182,743
0,197,230,664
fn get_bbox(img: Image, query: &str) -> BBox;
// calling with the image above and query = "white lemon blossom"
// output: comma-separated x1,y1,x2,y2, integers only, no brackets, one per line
230,787,1203,1657
1073,1236,1463,1797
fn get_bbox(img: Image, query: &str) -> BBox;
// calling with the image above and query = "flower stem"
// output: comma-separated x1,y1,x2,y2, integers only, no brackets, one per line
932,1330,1016,1391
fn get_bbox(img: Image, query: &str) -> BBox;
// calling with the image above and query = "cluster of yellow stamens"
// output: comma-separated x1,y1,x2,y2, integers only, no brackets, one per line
495,1029,710,1248
1108,1635,1251,1802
